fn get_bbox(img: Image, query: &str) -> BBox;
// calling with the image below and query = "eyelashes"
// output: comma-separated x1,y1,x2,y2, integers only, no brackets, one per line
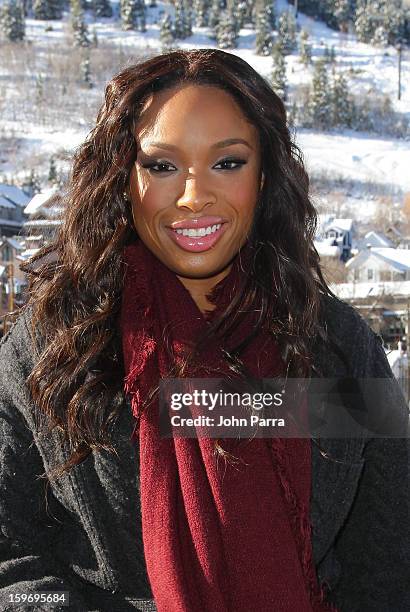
140,158,247,174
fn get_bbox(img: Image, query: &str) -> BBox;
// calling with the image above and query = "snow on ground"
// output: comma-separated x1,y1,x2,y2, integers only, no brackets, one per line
330,279,410,299
0,0,409,199
295,130,410,193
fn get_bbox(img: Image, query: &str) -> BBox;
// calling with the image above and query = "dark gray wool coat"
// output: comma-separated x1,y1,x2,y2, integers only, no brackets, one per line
0,294,409,612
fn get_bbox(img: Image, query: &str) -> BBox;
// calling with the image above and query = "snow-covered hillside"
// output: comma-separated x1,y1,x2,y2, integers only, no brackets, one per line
0,0,409,209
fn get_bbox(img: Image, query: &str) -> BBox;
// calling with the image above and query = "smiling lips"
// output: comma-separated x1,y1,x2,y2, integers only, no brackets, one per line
167,216,228,252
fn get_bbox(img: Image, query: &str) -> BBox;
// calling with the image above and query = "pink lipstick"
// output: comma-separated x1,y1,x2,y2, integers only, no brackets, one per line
166,217,229,253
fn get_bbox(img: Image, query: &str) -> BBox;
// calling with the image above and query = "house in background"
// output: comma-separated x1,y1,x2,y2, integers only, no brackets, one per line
0,236,27,316
316,215,354,262
0,183,30,237
356,230,394,250
22,188,63,254
345,247,410,283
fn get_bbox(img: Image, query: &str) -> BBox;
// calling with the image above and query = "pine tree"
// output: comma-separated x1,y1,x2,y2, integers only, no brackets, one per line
277,10,297,55
233,0,247,29
92,0,112,19
252,0,275,27
354,0,373,43
183,0,193,37
0,0,25,41
323,44,336,65
35,72,45,104
355,0,405,46
271,42,287,101
80,52,93,88
265,0,275,29
208,0,220,30
381,0,405,46
160,13,175,51
36,0,62,19
48,156,58,184
70,0,90,47
310,58,332,129
288,100,298,129
173,0,186,38
27,169,42,196
299,29,311,66
120,0,136,31
135,0,146,33
255,8,273,56
215,9,238,49
331,70,354,128
334,0,351,33
194,0,208,27
372,25,388,47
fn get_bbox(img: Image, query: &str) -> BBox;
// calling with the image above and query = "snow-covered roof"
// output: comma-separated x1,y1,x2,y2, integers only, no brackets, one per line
362,231,393,248
371,248,410,271
0,197,16,210
317,213,335,232
24,188,59,215
19,248,40,260
2,238,25,251
0,218,24,227
23,219,61,227
325,218,353,232
0,184,30,208
314,241,341,257
346,247,410,272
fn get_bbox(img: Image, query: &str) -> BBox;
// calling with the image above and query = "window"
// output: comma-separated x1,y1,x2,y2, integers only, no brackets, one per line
367,269,374,280
2,245,11,262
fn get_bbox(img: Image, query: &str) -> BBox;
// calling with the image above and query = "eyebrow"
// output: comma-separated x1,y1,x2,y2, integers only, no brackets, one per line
140,138,254,151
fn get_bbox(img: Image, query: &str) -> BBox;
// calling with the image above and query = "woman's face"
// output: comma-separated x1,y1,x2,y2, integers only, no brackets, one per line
128,83,263,281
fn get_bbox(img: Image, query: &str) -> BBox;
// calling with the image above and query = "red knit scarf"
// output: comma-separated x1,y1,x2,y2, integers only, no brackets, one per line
120,239,336,612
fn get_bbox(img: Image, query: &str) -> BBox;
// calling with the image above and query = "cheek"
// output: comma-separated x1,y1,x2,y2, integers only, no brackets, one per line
131,188,166,231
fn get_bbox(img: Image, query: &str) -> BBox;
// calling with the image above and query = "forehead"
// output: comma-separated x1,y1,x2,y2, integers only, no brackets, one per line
135,84,259,145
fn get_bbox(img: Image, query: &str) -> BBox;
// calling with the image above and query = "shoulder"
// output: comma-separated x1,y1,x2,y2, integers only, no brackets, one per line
319,292,372,340
312,292,388,380
0,305,36,374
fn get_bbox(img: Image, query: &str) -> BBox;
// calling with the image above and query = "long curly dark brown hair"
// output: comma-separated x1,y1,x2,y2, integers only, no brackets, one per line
19,48,339,480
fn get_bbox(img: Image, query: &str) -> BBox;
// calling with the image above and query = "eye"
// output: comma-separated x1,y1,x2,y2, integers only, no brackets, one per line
141,161,176,173
214,158,247,170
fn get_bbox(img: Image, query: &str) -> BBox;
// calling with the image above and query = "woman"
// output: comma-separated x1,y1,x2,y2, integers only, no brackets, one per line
0,49,408,612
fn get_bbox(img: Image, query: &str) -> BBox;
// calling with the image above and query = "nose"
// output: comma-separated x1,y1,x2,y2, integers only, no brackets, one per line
175,170,216,213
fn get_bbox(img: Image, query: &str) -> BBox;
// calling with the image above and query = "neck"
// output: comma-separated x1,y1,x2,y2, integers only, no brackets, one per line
177,265,232,314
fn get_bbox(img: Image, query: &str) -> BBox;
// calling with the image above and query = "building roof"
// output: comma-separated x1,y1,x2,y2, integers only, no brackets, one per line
362,231,393,248
23,219,61,227
314,241,341,257
371,248,410,271
346,247,410,272
24,188,59,215
0,184,30,208
1,238,25,251
325,218,353,232
0,218,24,227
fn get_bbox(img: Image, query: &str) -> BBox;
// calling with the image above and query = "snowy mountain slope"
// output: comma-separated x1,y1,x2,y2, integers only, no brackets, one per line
0,0,409,199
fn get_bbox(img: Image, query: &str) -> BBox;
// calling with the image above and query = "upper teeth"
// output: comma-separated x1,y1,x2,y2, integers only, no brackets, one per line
175,224,222,237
